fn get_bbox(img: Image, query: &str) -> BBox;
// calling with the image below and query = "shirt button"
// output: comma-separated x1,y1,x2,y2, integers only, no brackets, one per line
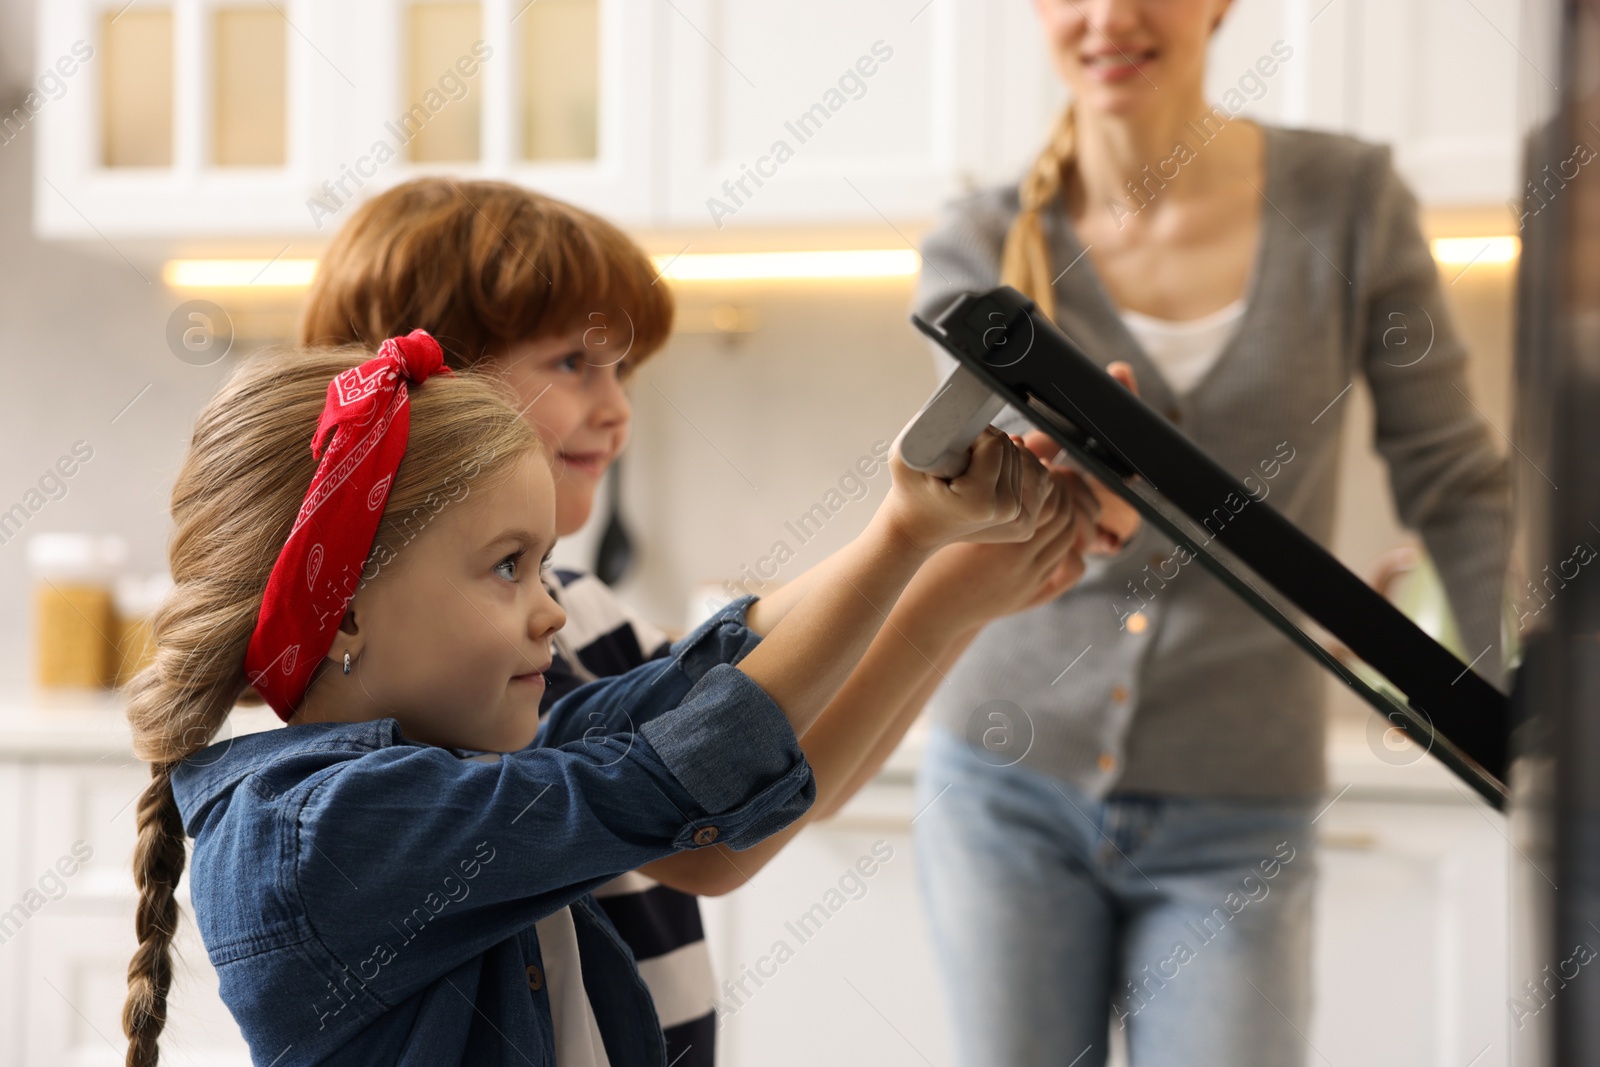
1097,752,1117,773
1125,612,1148,634
526,964,544,992
693,826,720,846
1110,685,1129,703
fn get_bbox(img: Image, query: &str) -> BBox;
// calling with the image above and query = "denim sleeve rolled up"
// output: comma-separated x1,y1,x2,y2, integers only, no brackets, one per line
168,596,813,1066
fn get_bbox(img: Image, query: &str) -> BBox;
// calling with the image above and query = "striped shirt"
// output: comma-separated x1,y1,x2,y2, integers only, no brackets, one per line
540,567,718,1067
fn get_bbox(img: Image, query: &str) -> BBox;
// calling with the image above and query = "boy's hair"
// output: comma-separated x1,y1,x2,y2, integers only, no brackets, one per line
300,178,674,369
119,346,540,1066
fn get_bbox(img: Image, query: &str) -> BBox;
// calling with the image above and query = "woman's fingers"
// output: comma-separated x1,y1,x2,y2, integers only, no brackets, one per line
1020,429,1063,465
1083,474,1138,552
1107,360,1140,397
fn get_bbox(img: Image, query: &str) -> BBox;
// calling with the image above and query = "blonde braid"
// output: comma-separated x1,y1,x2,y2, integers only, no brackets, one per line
999,106,1079,322
122,763,188,1067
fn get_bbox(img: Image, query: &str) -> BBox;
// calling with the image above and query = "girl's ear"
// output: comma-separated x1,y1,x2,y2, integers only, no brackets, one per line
1212,0,1235,34
326,608,367,669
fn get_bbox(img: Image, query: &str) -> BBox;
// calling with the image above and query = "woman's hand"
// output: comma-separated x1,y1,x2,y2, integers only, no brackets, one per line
902,466,1099,633
880,426,1055,552
1021,361,1143,555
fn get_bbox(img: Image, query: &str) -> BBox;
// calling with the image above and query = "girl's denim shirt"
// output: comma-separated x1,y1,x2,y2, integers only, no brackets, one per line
170,597,814,1066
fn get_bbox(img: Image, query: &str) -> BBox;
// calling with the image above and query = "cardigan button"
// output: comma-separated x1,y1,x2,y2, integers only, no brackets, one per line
1097,752,1117,773
1125,612,1148,634
526,964,544,992
693,826,720,846
1110,685,1129,704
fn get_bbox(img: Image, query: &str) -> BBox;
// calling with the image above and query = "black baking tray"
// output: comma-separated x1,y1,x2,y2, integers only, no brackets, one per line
912,285,1510,810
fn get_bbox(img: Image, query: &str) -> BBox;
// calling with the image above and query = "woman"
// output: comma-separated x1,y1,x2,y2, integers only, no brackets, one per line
910,1,1511,1064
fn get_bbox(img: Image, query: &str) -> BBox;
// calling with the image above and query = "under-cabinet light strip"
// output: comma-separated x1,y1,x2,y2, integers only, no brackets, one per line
161,240,1519,290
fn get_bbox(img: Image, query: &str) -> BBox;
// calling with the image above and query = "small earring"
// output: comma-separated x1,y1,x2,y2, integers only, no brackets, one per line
343,651,352,675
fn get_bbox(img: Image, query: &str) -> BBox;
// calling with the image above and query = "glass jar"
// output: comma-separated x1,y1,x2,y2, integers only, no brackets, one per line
114,572,173,689
27,533,127,690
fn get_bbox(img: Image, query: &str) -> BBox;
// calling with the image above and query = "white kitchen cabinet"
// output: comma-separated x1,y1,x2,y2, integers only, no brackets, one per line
1197,0,1525,205
24,909,252,1067
33,0,660,238
657,0,1038,227
0,701,270,1067
0,765,26,1067
1311,797,1510,1067
697,783,948,1067
32,0,1525,240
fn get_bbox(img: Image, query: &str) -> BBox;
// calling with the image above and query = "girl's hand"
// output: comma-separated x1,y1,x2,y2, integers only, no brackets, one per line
904,467,1099,631
882,426,1054,553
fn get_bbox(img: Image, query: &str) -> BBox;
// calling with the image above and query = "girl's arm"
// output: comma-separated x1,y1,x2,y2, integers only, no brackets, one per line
746,368,1141,636
732,428,1053,739
638,613,977,894
640,467,1097,894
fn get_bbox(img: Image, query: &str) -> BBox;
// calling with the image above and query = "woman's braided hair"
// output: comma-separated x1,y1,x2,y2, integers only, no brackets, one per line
999,106,1078,322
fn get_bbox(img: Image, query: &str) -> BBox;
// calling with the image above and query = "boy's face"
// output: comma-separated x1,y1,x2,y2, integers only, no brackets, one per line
492,325,633,537
293,450,568,753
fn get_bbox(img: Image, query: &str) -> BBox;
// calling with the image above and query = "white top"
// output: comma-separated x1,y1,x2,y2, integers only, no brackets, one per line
533,906,614,1067
1119,299,1247,396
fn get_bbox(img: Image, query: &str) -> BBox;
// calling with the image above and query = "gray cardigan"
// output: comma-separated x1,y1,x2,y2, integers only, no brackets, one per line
913,124,1511,799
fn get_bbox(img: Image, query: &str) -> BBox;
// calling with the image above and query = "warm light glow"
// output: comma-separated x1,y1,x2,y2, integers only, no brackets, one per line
1429,237,1520,266
651,249,921,282
161,251,923,289
163,258,319,288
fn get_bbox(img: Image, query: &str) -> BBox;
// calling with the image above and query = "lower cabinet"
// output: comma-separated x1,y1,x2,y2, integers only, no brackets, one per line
2,756,251,1066
703,781,1513,1067
1311,798,1511,1067
2,744,1512,1066
22,911,251,1067
699,799,944,1067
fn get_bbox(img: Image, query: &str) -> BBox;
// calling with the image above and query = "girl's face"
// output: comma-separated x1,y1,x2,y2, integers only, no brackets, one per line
1032,0,1228,116
299,449,568,753
494,324,633,538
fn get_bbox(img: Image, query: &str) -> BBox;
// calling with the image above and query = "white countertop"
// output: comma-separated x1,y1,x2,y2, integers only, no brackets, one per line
0,691,1485,807
0,690,283,760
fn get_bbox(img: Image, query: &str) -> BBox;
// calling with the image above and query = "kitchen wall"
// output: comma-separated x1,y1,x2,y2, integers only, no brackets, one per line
0,0,1518,701
0,0,240,692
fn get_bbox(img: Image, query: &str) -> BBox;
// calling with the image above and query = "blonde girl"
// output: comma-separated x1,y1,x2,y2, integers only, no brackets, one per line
120,334,1054,1066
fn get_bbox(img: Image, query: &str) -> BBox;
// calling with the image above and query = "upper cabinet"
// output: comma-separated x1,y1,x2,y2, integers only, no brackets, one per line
34,0,657,237
1203,0,1526,205
32,0,1525,240
658,0,1016,227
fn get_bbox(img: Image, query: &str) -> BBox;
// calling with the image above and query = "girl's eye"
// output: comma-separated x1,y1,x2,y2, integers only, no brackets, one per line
556,353,583,373
494,551,524,582
540,551,554,573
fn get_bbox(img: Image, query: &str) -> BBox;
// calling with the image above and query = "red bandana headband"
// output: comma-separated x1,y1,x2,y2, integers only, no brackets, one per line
245,330,452,721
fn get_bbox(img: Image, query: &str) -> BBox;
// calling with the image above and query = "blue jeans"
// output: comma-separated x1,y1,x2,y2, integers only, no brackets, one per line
913,726,1318,1067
